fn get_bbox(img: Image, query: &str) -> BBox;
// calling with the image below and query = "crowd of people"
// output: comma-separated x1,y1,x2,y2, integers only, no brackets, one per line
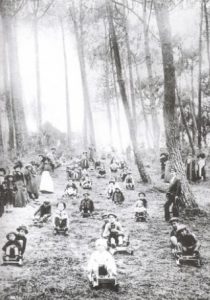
1,146,202,289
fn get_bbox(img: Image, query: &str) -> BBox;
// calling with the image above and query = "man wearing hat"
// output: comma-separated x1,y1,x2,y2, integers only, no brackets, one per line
164,169,181,221
176,225,200,256
16,225,28,255
103,214,124,247
34,200,52,223
79,192,94,215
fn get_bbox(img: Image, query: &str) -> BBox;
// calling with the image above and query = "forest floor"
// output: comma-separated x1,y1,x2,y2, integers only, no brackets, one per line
0,159,210,300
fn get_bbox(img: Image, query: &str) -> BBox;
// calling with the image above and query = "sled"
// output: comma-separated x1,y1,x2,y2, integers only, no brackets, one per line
176,254,201,267
135,212,147,222
109,241,134,255
2,254,23,266
89,267,119,291
173,250,201,267
53,228,68,236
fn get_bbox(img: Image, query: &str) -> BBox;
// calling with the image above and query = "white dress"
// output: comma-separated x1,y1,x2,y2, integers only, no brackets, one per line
40,170,54,193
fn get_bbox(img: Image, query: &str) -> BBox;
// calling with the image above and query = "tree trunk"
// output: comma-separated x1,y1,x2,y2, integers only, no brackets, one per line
60,18,71,148
198,1,203,149
5,16,27,155
105,59,113,147
190,62,197,143
123,8,137,127
154,0,198,209
176,87,195,155
143,0,160,151
203,0,210,79
134,60,152,148
33,18,42,145
70,3,96,149
107,0,151,183
110,43,123,151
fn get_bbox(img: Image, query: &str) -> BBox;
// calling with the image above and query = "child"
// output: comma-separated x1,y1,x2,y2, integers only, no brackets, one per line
34,200,52,223
97,165,106,178
53,202,69,234
169,217,180,252
112,186,124,205
64,179,78,198
2,232,22,259
107,179,116,199
0,168,6,185
16,225,28,256
176,225,200,256
81,175,92,190
197,153,206,181
134,192,147,220
88,239,117,287
79,193,94,216
103,214,124,247
110,161,118,173
125,171,135,190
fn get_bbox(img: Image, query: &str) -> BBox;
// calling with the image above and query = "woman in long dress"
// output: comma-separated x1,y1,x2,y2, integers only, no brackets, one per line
13,161,28,208
39,157,54,194
24,164,39,199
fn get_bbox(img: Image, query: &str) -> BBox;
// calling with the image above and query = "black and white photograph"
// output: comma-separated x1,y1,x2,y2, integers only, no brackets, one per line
0,0,210,299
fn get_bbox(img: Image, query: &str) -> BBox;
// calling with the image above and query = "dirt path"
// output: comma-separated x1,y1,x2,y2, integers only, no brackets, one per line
0,164,210,300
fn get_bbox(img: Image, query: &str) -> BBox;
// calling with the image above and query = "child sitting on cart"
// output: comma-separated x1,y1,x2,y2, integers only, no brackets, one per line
79,193,94,216
34,200,52,223
53,202,69,234
134,192,147,219
176,225,200,256
88,239,117,286
102,214,124,247
2,232,22,259
125,171,135,189
16,225,28,256
169,217,180,252
64,179,78,198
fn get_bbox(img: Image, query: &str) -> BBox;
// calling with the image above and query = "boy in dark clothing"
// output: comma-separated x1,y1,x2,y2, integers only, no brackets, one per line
16,225,28,256
112,187,125,204
79,193,94,215
2,232,22,258
176,225,200,256
34,200,52,222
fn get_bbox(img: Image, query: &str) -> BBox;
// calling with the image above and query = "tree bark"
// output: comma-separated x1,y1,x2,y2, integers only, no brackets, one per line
33,17,42,145
70,1,96,149
5,16,27,155
203,0,210,79
143,0,160,151
60,18,71,148
198,1,203,149
107,0,151,183
154,0,198,208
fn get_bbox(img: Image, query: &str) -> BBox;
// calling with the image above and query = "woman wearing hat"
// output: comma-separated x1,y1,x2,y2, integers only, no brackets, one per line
88,238,118,288
4,175,17,212
24,164,39,200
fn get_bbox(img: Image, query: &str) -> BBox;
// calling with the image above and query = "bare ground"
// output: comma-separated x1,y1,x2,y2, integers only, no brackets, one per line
0,163,210,300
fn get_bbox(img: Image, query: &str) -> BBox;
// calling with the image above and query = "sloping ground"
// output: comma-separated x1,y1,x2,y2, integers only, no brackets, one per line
0,163,210,300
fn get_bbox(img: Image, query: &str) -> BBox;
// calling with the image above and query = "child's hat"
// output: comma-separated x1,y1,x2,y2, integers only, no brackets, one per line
43,200,50,204
138,192,146,198
17,225,28,234
83,192,90,196
176,224,187,234
108,213,117,218
0,168,6,175
6,232,17,240
102,213,108,219
169,217,179,223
